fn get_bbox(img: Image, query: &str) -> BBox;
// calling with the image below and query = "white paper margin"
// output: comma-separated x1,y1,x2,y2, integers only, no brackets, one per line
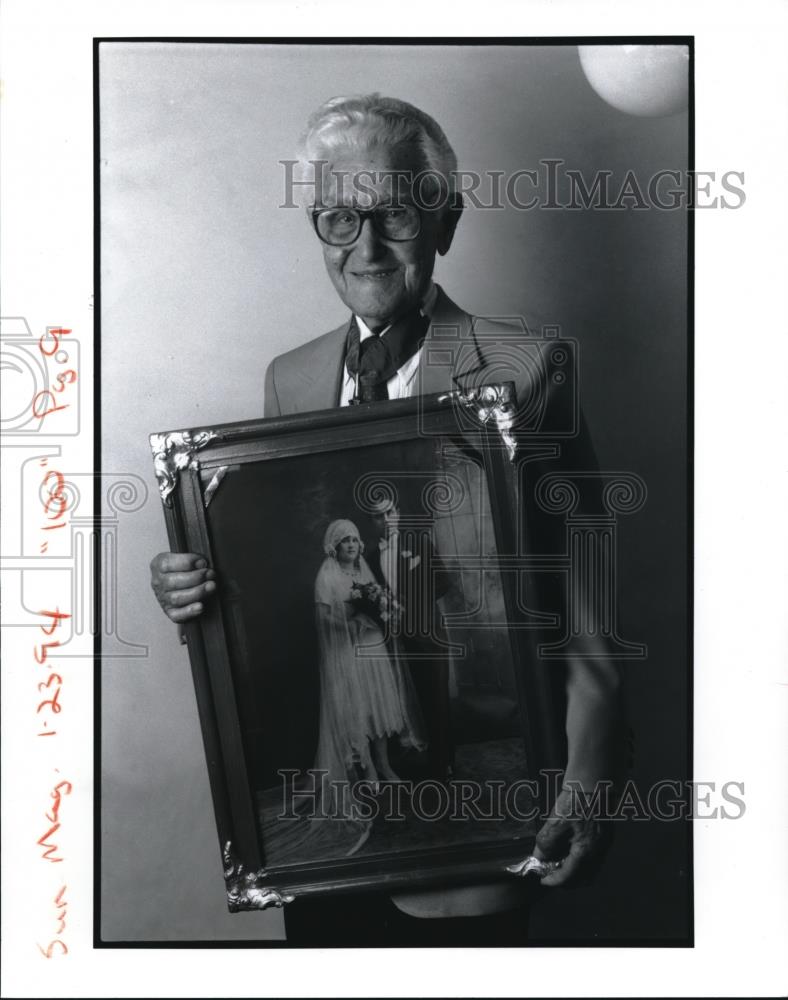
2,0,787,997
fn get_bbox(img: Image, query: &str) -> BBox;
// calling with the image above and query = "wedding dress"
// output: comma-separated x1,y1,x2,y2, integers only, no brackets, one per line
258,524,425,866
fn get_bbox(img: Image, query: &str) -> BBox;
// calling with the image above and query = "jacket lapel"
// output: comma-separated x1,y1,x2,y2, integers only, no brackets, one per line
277,322,347,413
306,326,347,410
416,285,485,396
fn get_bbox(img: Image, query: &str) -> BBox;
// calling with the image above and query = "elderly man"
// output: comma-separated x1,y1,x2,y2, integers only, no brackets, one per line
150,94,622,946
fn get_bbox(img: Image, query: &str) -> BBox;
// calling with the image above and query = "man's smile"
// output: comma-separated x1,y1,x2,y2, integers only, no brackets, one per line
351,268,400,279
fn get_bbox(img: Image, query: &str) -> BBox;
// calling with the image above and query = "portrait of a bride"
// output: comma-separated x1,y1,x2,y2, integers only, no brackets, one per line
259,518,425,864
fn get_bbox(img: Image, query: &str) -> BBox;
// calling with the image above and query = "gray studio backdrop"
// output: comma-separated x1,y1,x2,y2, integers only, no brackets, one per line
100,42,689,942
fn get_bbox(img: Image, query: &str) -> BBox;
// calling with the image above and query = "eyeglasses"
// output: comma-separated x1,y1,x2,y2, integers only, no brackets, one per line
311,205,422,246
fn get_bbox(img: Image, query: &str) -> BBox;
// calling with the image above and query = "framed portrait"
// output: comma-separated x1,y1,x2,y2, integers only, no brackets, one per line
150,384,576,908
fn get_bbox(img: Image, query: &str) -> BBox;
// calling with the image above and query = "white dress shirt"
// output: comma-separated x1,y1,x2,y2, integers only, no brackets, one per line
339,281,438,405
378,532,399,598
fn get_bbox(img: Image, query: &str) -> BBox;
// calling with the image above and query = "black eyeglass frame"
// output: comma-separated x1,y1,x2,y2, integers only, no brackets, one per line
310,205,422,246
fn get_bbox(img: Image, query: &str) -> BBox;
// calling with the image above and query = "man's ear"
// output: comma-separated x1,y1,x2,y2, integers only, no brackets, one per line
436,195,464,256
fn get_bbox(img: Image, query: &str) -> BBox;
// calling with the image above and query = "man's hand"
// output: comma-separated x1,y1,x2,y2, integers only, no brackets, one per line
150,552,216,623
533,785,611,888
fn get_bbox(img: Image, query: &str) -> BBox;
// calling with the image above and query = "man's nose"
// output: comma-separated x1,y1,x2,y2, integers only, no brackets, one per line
353,217,386,261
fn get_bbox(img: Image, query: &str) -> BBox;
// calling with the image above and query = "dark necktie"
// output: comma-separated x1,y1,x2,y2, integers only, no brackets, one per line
344,308,430,403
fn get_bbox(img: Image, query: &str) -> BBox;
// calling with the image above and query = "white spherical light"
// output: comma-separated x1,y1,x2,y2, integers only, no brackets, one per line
578,44,689,117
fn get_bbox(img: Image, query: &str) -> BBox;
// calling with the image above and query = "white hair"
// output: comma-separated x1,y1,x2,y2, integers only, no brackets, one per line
295,93,459,211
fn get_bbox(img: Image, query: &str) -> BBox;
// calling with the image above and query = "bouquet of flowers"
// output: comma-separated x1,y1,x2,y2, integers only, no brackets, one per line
349,580,402,627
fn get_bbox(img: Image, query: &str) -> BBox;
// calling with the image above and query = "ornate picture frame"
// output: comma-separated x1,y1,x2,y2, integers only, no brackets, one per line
149,384,600,911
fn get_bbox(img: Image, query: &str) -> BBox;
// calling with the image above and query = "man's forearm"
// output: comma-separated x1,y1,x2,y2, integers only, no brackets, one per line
563,657,623,791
